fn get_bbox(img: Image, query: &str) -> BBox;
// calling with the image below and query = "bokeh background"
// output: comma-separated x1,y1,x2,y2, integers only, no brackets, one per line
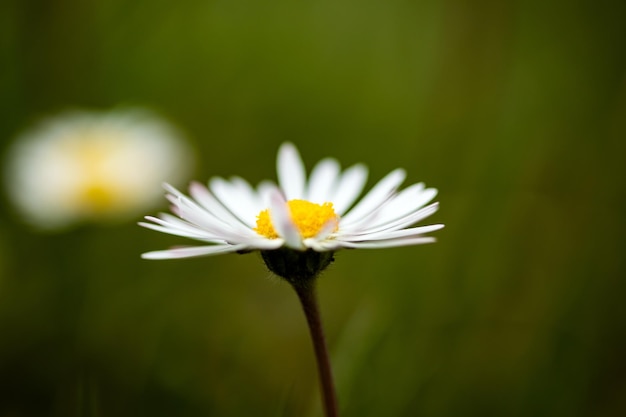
1,0,625,416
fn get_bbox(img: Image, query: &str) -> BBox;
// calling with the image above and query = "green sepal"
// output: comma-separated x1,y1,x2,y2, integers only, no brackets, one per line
260,248,335,286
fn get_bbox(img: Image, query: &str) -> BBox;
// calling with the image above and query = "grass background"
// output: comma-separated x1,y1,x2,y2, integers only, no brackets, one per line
1,0,625,416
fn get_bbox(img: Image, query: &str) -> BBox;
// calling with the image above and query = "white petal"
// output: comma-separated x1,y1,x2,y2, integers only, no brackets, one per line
337,237,437,249
209,177,261,228
167,192,250,241
306,158,340,203
340,202,440,237
187,182,258,236
141,243,248,259
369,186,437,229
162,182,190,201
188,182,239,221
268,188,303,250
246,238,285,250
257,180,280,208
344,185,437,232
231,177,264,213
157,212,198,227
139,219,224,241
166,183,235,230
147,214,207,236
314,218,340,241
331,163,368,215
342,224,444,241
157,212,220,236
306,239,342,251
277,142,306,200
340,168,406,225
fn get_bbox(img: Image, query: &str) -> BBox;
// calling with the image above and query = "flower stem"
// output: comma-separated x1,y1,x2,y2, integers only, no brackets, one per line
292,281,339,417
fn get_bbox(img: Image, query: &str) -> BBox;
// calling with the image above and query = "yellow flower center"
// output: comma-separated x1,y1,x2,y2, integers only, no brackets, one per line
254,199,339,239
67,134,131,214
80,183,119,211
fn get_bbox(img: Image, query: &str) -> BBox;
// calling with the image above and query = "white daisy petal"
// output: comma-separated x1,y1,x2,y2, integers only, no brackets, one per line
231,176,264,213
338,237,437,249
365,182,426,226
187,182,246,228
340,202,440,237
157,212,205,231
268,188,303,250
309,239,343,251
367,185,437,229
306,158,340,203
341,168,406,225
277,142,306,200
209,177,261,228
185,182,261,239
162,182,191,201
139,218,223,241
314,218,340,241
247,238,286,250
187,182,232,219
141,243,247,259
149,213,202,233
331,163,368,215
341,185,438,233
166,192,250,241
257,180,280,208
341,224,444,242
148,213,230,240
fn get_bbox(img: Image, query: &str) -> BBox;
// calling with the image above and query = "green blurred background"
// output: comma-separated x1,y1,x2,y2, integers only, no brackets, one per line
1,0,625,416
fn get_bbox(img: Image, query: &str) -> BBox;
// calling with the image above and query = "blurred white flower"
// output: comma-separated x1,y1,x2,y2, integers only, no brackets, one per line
4,108,194,230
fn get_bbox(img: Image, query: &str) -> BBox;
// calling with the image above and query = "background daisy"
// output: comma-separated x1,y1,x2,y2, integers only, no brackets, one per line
4,108,193,230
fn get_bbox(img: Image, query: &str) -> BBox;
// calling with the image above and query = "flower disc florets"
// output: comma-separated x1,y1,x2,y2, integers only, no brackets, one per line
255,200,339,239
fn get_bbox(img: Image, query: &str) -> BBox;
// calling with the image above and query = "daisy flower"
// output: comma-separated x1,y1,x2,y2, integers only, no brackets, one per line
4,108,193,230
140,142,443,263
140,142,443,417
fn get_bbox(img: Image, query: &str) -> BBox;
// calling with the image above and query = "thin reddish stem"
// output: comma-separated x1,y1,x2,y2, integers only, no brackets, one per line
292,282,339,417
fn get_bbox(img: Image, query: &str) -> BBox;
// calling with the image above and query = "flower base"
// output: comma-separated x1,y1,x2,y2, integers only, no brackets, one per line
260,248,335,284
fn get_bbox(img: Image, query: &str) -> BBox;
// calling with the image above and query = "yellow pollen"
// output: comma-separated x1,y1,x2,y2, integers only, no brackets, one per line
254,199,339,239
